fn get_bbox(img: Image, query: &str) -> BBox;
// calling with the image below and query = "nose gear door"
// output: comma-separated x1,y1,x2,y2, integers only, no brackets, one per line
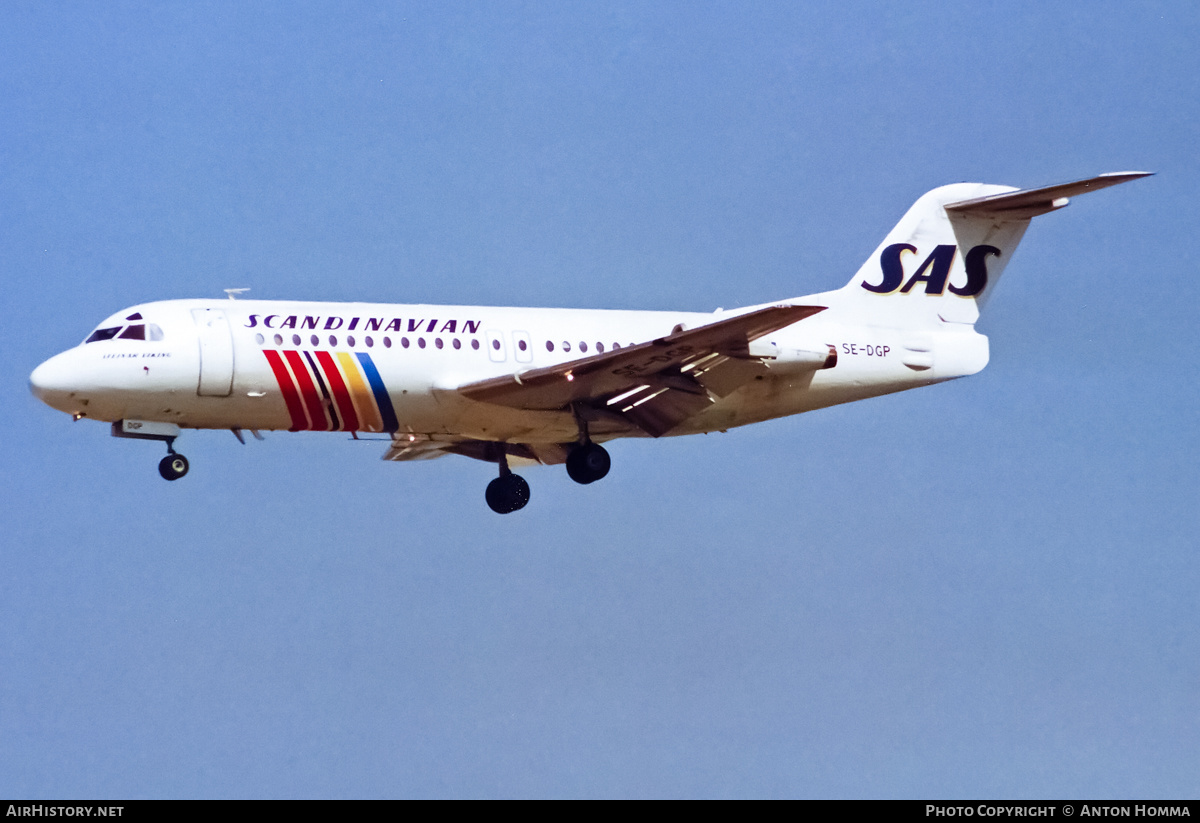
192,308,234,396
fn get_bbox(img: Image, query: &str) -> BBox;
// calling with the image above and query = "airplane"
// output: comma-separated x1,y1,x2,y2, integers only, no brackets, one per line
29,172,1149,513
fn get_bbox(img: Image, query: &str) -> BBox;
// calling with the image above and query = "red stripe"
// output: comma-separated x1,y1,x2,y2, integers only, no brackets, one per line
315,351,359,432
284,350,329,432
263,350,308,432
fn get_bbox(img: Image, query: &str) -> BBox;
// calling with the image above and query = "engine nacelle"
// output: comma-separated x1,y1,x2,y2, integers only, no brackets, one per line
748,340,838,372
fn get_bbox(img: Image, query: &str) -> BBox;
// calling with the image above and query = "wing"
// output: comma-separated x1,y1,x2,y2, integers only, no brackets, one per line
457,303,827,437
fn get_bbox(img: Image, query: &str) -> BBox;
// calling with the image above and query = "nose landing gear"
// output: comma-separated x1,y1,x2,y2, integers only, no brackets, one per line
485,446,530,514
158,452,190,481
111,420,190,482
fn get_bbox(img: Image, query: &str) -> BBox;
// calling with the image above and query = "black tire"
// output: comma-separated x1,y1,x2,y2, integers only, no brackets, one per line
566,443,611,485
158,454,189,481
485,473,530,514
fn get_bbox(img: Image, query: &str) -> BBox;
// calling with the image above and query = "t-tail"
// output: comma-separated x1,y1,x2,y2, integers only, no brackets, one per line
826,172,1152,328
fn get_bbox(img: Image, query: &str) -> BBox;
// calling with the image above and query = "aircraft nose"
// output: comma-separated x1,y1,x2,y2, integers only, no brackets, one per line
30,352,83,411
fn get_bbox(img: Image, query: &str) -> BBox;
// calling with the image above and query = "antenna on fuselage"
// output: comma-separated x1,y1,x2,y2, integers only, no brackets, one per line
224,288,250,300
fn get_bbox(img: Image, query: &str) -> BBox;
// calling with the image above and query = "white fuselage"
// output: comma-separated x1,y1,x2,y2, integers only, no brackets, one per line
29,294,988,445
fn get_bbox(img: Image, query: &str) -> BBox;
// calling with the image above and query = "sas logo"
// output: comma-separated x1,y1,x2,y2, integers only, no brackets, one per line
862,243,1001,296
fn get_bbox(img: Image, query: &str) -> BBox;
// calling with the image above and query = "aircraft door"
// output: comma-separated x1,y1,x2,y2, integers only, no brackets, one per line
486,329,507,363
192,308,234,396
513,331,533,363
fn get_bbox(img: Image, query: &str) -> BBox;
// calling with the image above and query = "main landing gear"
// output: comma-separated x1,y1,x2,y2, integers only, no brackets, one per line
485,447,530,514
482,431,613,513
566,442,610,485
483,409,615,513
566,404,610,485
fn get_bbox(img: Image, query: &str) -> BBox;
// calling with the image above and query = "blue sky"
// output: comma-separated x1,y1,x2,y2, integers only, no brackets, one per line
3,1,1197,798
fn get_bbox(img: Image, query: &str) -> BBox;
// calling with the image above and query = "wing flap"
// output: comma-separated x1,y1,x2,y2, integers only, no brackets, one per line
614,384,715,438
382,435,572,466
382,439,454,462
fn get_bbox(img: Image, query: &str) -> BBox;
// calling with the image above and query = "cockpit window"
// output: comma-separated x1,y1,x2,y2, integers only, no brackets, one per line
86,322,164,343
86,327,121,343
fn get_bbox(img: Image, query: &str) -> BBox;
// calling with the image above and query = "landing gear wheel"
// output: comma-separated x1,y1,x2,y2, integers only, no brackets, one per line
158,453,189,481
485,473,530,514
566,443,610,485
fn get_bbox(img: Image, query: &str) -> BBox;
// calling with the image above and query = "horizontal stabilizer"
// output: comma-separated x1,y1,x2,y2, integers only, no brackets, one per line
945,171,1152,218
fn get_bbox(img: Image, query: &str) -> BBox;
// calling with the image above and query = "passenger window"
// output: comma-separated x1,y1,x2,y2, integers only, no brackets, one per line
453,338,461,350
255,333,265,345
418,338,426,349
384,337,392,348
401,337,410,348
471,339,480,350
597,342,604,353
546,341,554,352
366,336,374,347
329,335,338,346
274,334,283,345
292,334,301,346
435,338,443,349
562,341,571,352
348,335,356,347
579,342,588,353
311,334,319,346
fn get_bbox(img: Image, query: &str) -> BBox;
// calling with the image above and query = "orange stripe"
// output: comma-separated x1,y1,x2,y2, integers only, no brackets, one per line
336,351,384,432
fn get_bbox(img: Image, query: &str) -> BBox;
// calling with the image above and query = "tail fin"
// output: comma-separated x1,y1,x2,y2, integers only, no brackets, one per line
835,172,1151,326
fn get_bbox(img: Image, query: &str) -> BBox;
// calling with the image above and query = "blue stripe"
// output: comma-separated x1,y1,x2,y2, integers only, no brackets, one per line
356,352,399,433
